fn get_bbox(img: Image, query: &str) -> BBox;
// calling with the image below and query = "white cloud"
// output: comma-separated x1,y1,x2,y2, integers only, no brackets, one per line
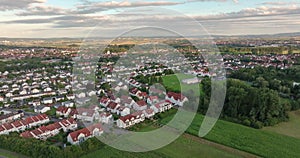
0,0,46,10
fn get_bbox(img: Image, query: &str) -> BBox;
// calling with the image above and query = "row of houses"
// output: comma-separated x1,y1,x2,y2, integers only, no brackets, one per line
56,106,113,124
0,114,50,135
0,111,24,124
20,118,77,140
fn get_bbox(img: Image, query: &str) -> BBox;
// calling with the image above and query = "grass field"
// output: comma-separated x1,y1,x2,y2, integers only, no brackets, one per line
263,110,300,139
82,134,248,158
162,73,202,94
159,111,300,157
178,113,300,158
83,109,255,158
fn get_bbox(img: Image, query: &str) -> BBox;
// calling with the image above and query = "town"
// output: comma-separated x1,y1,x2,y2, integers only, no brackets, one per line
0,39,300,154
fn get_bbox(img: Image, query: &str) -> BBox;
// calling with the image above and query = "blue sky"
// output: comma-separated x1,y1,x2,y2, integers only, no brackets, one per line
0,0,299,38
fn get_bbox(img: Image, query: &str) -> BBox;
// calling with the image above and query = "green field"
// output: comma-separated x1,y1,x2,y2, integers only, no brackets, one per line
83,109,255,158
162,74,202,94
134,110,300,158
184,114,300,158
82,134,247,158
263,110,300,139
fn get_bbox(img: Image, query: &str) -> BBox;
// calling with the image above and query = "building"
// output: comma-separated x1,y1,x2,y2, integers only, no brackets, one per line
116,111,145,128
56,106,72,117
21,118,77,140
99,112,113,124
0,111,24,124
0,114,50,135
34,106,51,114
133,100,147,111
67,123,103,145
165,92,188,106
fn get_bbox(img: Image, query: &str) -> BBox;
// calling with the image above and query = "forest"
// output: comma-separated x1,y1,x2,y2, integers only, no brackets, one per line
199,66,300,128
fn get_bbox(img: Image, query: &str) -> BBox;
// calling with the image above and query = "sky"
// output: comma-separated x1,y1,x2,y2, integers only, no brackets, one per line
0,0,299,38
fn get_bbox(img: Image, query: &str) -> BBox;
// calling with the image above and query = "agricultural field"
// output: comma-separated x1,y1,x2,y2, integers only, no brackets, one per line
185,114,300,158
263,110,300,139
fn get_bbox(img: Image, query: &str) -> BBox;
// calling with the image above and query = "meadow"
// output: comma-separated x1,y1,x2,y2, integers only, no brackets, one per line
263,109,300,139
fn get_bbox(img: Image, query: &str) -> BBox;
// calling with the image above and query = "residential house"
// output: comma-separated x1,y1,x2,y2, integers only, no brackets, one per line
117,111,145,128
99,96,110,107
76,108,99,122
43,97,53,104
120,95,136,108
56,106,71,117
34,106,51,114
62,101,74,108
116,106,130,116
67,123,103,145
133,100,147,111
143,109,155,119
106,102,120,113
99,112,113,124
165,92,188,106
147,96,159,105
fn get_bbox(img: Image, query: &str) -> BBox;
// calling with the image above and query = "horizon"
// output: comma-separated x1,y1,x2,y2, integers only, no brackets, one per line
1,31,300,40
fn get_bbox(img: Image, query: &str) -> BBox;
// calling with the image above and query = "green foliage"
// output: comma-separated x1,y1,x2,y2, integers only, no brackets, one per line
0,135,106,158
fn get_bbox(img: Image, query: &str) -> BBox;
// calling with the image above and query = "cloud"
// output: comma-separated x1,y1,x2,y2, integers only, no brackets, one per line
185,0,237,3
75,1,183,14
1,1,300,37
260,1,299,6
16,5,68,16
0,0,46,11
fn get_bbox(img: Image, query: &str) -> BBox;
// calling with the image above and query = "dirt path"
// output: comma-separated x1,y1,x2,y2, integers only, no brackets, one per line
183,133,260,158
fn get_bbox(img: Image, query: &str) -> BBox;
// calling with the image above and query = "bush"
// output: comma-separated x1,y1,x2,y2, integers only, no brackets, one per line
252,121,264,129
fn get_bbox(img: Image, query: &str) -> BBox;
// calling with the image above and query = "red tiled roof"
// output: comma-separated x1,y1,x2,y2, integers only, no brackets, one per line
57,106,69,113
148,96,158,101
167,92,186,101
12,121,23,128
119,114,135,122
136,100,147,107
20,131,33,138
99,97,110,104
107,102,119,110
2,123,13,130
68,123,102,142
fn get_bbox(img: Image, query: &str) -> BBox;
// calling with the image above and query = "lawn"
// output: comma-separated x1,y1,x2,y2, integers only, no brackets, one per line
162,73,203,94
263,109,300,139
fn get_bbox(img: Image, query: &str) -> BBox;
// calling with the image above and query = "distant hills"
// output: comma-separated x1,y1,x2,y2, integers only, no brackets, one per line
1,32,300,40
